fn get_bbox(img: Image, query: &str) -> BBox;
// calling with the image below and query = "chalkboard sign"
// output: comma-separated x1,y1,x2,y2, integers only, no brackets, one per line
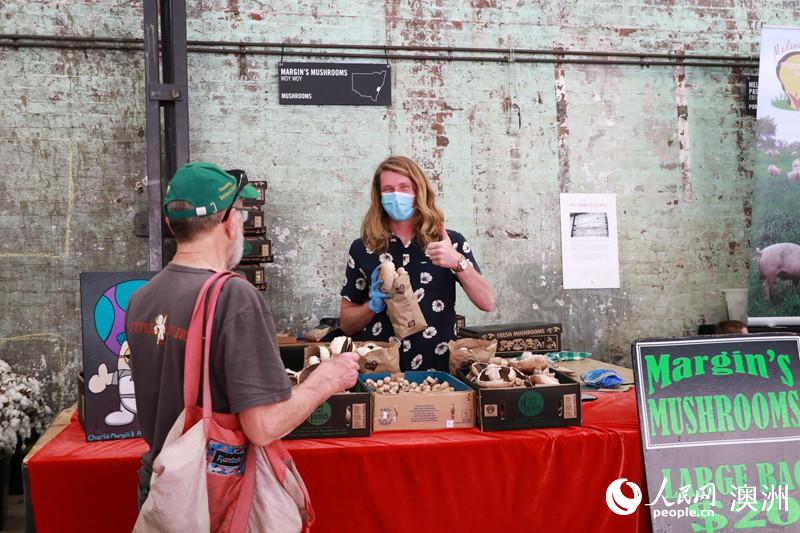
632,334,800,532
278,62,391,106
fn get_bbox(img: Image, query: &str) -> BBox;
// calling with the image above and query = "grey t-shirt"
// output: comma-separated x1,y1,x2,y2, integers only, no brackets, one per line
126,263,291,489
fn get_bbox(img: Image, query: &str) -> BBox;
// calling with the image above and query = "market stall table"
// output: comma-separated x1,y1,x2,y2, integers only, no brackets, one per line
25,390,650,533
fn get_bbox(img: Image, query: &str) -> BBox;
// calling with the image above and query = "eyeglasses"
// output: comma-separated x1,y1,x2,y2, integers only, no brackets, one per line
221,170,248,223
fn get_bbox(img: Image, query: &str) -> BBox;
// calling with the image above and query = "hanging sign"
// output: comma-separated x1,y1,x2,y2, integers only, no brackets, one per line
278,62,391,106
632,334,800,532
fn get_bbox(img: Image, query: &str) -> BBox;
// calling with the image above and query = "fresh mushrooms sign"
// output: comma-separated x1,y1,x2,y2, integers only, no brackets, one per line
632,334,800,532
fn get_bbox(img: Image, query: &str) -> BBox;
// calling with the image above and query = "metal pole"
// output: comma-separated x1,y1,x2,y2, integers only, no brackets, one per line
160,0,190,178
143,0,162,271
0,33,760,64
142,0,190,270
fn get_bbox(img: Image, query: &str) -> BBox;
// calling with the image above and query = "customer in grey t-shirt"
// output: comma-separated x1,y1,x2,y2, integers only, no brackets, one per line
126,162,359,508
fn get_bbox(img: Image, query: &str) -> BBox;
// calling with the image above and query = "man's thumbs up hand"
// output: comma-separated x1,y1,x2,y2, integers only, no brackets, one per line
425,221,461,270
439,223,451,243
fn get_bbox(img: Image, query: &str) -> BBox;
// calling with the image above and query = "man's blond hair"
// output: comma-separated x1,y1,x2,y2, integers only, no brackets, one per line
361,156,445,253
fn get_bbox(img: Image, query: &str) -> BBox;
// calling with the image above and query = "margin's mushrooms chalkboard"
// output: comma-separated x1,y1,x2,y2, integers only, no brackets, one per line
632,334,800,533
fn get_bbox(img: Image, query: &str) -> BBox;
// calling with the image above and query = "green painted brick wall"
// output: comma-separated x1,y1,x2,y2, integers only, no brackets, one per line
0,1,793,411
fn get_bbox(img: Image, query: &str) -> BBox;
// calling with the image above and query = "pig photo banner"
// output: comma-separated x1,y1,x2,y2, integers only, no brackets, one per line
749,25,800,325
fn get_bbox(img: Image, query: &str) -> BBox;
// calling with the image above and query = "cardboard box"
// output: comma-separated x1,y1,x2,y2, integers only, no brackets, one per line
243,206,266,236
455,314,466,335
283,383,372,439
239,237,273,264
226,170,267,206
459,322,562,354
359,371,475,431
232,264,266,291
279,343,310,371
244,180,267,206
277,334,298,345
458,368,581,432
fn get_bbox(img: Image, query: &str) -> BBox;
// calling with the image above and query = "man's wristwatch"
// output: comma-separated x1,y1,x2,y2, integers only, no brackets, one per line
453,253,470,273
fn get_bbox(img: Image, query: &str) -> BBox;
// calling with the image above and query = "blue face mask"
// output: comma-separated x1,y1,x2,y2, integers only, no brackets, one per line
381,192,415,222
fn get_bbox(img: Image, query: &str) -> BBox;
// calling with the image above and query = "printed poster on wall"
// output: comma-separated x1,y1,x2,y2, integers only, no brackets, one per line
749,25,800,326
632,334,800,532
559,193,620,289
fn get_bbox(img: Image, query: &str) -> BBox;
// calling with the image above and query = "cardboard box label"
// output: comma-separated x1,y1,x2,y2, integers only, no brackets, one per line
377,407,395,426
563,393,578,419
306,400,367,429
459,322,562,354
517,390,545,417
350,403,367,429
410,404,439,423
307,402,332,425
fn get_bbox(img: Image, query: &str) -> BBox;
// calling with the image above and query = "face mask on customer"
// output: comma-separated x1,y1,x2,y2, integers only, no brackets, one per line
381,192,415,222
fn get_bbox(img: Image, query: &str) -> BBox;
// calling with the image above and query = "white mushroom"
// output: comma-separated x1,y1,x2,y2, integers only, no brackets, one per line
318,346,331,360
333,336,356,354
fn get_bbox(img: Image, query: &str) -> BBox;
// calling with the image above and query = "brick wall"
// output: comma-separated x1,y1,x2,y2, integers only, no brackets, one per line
0,1,793,411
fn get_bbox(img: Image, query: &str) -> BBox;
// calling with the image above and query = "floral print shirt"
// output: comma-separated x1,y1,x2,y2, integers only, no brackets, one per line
340,230,481,371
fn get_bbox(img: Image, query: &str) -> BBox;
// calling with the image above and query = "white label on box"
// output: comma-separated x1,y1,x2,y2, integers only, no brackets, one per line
446,420,454,428
484,404,498,418
563,393,577,419
410,404,438,423
352,403,366,429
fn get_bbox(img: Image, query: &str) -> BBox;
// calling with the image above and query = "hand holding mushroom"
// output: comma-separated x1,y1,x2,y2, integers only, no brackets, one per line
298,336,357,384
368,264,392,313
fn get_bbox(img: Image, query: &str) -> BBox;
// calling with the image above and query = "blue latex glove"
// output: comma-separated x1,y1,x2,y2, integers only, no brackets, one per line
581,368,624,388
368,265,392,313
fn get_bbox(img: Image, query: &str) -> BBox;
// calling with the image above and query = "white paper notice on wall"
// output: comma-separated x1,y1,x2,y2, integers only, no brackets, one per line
559,193,620,289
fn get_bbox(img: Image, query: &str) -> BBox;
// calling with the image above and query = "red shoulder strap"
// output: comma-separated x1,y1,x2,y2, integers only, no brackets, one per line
183,271,238,414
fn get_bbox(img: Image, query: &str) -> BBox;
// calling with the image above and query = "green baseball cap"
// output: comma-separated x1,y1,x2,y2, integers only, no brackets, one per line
162,162,259,219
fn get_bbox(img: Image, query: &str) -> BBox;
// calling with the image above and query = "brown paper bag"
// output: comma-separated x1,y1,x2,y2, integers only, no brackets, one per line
448,338,498,375
385,268,427,339
356,341,401,373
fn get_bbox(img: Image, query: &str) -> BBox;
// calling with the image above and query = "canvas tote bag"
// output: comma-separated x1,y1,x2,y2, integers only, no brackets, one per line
134,271,314,533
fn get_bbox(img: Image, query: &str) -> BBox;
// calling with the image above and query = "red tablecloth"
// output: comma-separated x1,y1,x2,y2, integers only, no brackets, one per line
27,390,650,533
